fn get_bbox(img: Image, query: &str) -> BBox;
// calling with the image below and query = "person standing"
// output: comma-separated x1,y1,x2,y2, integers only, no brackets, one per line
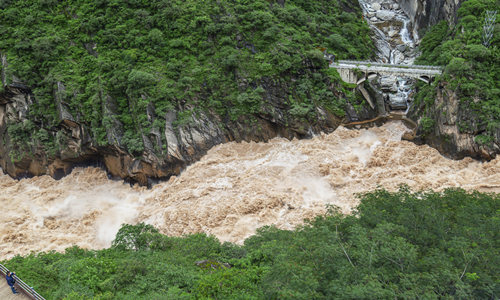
5,271,19,294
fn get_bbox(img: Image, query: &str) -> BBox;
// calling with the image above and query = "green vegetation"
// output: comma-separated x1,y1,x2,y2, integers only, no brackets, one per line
3,188,499,299
0,0,373,155
420,116,436,134
415,0,499,143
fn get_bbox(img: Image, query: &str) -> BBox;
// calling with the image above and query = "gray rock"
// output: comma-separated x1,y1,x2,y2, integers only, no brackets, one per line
388,94,407,110
371,3,381,10
376,10,396,21
4,88,32,120
388,29,398,37
370,16,379,22
54,81,77,126
104,94,124,145
391,50,405,64
374,32,391,61
396,44,408,52
1,53,7,87
398,0,462,38
367,79,386,115
403,56,416,65
164,110,183,161
380,76,398,92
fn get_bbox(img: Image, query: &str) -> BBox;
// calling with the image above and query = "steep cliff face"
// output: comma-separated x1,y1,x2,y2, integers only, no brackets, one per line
409,85,500,160
405,0,499,160
0,0,375,185
0,76,343,185
397,0,463,38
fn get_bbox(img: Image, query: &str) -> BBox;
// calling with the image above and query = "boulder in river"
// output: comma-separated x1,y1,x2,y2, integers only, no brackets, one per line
388,94,407,110
380,76,398,92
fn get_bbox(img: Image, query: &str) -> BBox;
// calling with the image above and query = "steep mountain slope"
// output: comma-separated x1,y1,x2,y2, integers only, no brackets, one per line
1,0,498,184
0,0,374,184
409,0,500,159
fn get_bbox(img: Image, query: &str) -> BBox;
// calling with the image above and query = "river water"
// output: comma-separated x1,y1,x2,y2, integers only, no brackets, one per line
1,121,499,260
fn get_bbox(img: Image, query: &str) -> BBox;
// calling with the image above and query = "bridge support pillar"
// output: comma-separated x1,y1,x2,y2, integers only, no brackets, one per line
338,69,358,84
357,85,375,109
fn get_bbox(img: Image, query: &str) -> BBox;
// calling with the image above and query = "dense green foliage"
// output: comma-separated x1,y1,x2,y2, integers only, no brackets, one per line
3,188,499,299
414,0,499,143
0,0,372,155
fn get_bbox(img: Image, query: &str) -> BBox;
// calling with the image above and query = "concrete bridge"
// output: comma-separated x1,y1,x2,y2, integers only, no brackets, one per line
326,59,443,110
331,60,443,85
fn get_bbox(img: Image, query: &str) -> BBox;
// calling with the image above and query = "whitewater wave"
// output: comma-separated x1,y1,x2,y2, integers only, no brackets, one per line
1,121,499,259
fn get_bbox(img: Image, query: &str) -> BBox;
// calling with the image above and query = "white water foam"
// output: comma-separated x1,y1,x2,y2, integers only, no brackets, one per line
1,122,499,260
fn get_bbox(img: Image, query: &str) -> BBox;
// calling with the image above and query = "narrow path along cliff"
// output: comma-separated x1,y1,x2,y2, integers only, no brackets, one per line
0,280,29,300
2,121,499,260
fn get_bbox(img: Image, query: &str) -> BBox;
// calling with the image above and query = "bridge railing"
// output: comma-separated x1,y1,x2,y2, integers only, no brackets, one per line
334,60,443,70
0,263,46,300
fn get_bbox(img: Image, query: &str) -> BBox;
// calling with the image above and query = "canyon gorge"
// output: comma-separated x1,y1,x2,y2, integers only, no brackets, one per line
0,0,498,261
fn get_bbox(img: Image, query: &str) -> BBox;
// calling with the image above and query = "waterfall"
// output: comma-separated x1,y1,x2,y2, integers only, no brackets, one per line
358,0,419,111
399,19,413,46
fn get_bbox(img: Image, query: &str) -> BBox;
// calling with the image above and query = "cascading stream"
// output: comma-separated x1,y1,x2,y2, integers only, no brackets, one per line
358,0,419,111
1,122,499,260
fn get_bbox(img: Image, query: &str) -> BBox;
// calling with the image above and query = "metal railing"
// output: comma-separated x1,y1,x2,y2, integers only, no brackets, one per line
0,263,45,300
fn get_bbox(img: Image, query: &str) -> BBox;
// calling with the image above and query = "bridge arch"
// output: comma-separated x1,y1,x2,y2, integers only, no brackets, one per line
330,61,443,86
418,75,431,84
356,72,379,85
356,77,367,85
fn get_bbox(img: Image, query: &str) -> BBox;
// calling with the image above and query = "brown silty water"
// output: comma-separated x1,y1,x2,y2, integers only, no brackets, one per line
1,121,499,260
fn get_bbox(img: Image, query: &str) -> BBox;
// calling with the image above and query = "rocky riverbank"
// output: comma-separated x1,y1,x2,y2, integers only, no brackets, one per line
0,0,496,185
0,79,341,185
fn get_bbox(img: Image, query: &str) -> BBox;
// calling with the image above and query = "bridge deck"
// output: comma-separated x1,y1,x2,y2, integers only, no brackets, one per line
335,60,442,70
330,60,442,76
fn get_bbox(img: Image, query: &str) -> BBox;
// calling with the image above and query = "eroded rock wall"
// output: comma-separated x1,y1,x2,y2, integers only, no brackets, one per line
400,0,499,159
397,0,463,38
409,86,500,160
0,77,343,185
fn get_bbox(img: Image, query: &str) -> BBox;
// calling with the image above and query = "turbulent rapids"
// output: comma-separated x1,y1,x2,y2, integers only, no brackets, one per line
1,122,499,260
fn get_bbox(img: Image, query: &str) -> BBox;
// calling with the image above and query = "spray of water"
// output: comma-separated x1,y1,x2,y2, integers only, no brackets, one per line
1,121,499,260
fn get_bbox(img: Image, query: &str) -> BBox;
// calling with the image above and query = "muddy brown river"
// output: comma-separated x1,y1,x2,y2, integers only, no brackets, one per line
1,121,499,260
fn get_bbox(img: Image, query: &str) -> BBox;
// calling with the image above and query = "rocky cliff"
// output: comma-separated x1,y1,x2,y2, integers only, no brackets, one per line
0,0,376,185
403,0,500,160
0,0,495,186
397,0,462,38
0,70,345,185
409,85,500,160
